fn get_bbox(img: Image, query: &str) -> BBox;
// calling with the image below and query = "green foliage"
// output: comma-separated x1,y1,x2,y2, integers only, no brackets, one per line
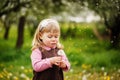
60,22,96,39
0,23,120,79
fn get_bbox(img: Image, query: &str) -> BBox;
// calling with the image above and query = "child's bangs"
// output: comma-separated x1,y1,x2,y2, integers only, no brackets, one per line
44,23,60,33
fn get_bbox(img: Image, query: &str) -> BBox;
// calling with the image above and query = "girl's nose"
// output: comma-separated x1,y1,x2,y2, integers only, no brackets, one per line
51,37,56,40
51,37,57,41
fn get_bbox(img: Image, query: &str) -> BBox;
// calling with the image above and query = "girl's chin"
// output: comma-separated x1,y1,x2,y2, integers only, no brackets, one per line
50,45,56,48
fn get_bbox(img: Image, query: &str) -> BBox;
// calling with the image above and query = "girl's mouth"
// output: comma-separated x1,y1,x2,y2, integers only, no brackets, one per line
51,43,56,45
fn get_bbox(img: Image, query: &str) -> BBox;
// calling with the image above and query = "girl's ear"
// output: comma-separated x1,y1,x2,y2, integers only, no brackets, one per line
40,39,43,42
39,37,43,42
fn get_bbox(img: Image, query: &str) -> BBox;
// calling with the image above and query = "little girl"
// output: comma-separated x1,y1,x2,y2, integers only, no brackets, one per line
30,19,70,80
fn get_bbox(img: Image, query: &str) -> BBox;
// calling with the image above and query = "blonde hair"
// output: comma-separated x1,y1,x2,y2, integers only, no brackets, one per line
31,19,63,50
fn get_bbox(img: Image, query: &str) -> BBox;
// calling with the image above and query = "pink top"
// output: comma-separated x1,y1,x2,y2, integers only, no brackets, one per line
30,47,70,72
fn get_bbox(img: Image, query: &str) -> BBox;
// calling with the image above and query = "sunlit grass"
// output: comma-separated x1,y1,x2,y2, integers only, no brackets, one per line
0,64,32,80
0,23,120,80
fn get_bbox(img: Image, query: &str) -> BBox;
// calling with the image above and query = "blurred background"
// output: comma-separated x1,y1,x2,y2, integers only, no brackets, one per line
0,0,120,80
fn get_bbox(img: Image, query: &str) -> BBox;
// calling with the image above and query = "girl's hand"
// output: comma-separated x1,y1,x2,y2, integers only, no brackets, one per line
49,57,62,66
59,60,66,68
57,50,67,68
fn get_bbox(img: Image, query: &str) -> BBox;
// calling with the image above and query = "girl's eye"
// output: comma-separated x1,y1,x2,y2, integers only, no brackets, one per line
48,35,52,38
55,36,58,38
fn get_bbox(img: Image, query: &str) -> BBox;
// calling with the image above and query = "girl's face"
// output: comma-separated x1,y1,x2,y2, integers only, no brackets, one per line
41,32,60,48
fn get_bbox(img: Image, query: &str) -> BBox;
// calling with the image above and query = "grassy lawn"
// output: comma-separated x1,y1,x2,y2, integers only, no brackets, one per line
0,23,120,80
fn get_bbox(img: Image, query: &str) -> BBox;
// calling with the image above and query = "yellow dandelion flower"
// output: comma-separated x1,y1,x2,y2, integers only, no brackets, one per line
81,64,91,69
28,69,32,72
82,64,87,69
24,69,28,73
106,76,110,80
0,74,3,78
10,65,13,68
0,64,4,67
13,76,19,80
79,72,82,76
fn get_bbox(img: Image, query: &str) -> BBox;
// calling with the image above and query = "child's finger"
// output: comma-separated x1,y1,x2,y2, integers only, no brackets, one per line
54,62,60,66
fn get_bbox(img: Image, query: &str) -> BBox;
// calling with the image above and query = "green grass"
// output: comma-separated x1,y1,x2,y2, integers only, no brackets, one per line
0,23,120,80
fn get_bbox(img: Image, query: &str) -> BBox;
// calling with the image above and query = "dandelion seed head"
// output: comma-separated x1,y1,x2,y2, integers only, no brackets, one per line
20,73,26,78
65,76,69,79
111,76,113,79
21,66,25,70
8,73,12,78
111,40,113,43
82,70,86,74
70,69,74,73
82,75,87,80
101,67,105,71
13,76,18,80
104,72,107,76
58,50,64,56
118,69,120,73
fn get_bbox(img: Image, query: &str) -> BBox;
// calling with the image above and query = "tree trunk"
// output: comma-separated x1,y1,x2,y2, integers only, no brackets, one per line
16,16,26,48
110,15,120,49
104,13,120,49
110,28,120,48
3,17,10,40
4,26,10,40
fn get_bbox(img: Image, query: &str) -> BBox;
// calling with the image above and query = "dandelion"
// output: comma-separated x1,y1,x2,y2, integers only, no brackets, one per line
3,68,9,76
70,68,74,73
106,76,110,80
7,73,12,79
9,65,13,68
101,67,105,71
24,69,28,73
0,73,3,78
111,76,113,79
82,70,86,74
82,75,87,80
104,72,107,76
57,50,64,56
20,73,26,78
21,66,25,70
28,69,32,73
25,77,30,80
118,69,120,73
82,64,87,69
13,76,19,80
65,76,69,79
0,64,4,67
86,73,91,77
79,72,83,76
81,64,91,70
110,40,113,43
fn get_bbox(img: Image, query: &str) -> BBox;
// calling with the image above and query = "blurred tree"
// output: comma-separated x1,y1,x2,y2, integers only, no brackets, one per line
0,0,30,16
86,0,120,49
68,0,120,49
26,0,67,37
0,0,31,48
2,15,11,40
0,0,68,48
1,12,18,40
16,15,26,48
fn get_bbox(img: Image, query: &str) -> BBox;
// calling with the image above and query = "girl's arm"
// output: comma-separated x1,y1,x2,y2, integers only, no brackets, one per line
30,48,52,72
